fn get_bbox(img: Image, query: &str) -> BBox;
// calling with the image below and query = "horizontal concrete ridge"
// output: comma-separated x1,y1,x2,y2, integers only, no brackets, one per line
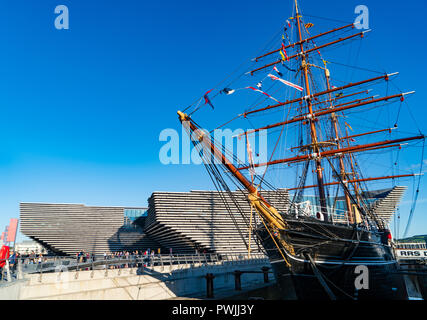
141,190,290,255
20,203,160,256
369,186,407,223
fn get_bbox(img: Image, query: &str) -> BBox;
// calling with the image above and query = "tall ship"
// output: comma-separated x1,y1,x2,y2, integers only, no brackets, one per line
176,0,424,300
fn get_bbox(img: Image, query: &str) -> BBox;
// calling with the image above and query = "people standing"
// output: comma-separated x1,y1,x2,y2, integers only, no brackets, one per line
9,251,16,273
29,251,35,264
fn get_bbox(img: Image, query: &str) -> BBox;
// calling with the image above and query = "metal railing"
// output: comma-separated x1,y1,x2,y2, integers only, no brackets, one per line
0,252,268,284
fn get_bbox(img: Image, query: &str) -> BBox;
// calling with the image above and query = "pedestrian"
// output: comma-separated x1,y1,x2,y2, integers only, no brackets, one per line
9,251,16,273
150,250,155,266
30,251,35,264
15,253,20,272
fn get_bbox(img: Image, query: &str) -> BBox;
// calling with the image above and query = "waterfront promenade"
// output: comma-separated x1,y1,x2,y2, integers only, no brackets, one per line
0,253,274,300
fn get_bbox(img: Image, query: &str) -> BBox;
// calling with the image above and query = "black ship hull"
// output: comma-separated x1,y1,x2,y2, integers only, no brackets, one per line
258,218,408,300
398,261,427,299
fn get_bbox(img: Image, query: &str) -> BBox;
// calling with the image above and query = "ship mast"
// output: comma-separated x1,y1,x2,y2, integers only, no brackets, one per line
324,65,354,223
178,0,425,235
294,0,329,221
176,111,296,264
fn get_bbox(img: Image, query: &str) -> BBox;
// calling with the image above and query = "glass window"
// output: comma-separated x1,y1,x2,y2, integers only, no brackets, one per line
124,208,148,221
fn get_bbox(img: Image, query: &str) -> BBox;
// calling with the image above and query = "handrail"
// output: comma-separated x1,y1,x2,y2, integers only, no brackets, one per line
0,252,270,285
15,253,268,276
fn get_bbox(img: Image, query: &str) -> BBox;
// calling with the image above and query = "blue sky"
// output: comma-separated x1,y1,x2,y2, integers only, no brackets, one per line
0,0,426,242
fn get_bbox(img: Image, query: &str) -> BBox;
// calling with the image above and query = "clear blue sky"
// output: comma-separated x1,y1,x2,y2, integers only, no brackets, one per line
0,0,426,242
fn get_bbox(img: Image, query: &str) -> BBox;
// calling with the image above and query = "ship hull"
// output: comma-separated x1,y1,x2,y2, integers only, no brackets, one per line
258,218,408,300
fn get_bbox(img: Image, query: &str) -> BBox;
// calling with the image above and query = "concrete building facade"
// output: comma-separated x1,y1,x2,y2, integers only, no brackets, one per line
20,187,405,257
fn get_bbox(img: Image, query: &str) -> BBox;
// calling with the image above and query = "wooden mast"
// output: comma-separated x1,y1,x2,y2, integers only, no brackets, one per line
324,64,354,223
287,174,420,191
345,127,362,206
249,31,368,75
177,1,424,233
294,0,329,221
290,127,396,152
177,111,296,261
177,111,288,231
237,135,425,170
253,23,355,62
241,92,412,136
311,90,371,108
242,73,397,118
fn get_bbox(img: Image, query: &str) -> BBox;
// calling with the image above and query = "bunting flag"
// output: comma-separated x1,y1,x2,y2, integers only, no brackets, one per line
267,74,304,92
286,20,291,28
246,86,280,103
344,121,353,131
220,88,235,95
273,66,283,77
256,81,262,89
204,89,215,109
335,92,344,98
282,33,292,46
305,23,314,29
281,43,290,61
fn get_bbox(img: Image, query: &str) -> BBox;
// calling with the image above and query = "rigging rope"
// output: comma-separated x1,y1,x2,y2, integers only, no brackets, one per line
403,139,425,238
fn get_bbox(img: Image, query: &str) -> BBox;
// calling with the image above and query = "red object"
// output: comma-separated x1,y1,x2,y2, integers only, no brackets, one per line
281,43,290,61
6,219,18,243
0,246,10,268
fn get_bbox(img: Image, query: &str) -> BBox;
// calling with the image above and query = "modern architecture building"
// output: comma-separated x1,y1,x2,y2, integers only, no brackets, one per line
20,187,405,256
20,203,159,256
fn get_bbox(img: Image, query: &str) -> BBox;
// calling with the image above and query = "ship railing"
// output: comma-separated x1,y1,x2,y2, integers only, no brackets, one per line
326,206,350,225
290,202,351,226
331,213,350,225
394,242,427,250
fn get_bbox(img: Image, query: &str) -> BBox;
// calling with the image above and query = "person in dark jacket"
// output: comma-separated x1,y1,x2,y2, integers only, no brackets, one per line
9,252,16,273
